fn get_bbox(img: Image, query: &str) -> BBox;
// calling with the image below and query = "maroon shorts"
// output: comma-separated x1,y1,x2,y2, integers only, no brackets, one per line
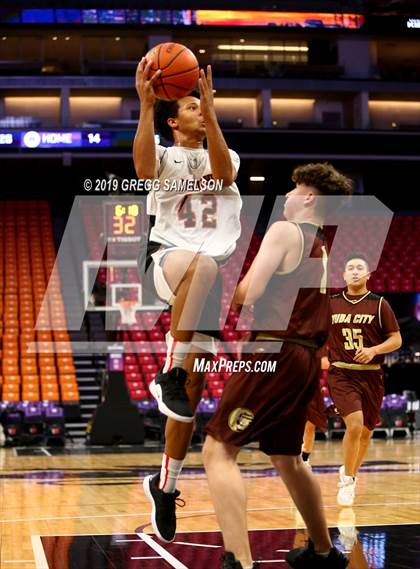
326,366,384,430
306,385,329,432
205,341,320,456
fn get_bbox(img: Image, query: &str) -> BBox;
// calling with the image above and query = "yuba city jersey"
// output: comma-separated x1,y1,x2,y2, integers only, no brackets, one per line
147,145,242,261
253,223,330,347
328,292,400,365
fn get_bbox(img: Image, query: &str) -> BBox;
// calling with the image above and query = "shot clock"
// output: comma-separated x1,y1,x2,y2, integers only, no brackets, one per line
104,201,143,243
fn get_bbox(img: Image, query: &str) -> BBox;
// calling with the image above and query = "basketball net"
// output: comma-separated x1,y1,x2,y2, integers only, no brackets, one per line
117,300,138,326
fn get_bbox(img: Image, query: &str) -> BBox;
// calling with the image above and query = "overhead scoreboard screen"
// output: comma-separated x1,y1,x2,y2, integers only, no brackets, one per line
194,11,364,29
0,130,111,149
0,9,364,29
0,131,160,150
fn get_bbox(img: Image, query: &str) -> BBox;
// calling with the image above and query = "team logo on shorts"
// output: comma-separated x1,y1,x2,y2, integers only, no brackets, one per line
228,408,255,432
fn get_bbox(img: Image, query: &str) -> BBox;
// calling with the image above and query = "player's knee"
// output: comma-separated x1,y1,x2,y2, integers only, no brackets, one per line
270,454,300,475
202,436,217,466
185,254,218,285
202,436,236,467
346,419,363,437
194,255,218,280
361,428,373,442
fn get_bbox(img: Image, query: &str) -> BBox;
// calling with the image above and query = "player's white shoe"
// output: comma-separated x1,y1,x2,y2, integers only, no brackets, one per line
337,465,357,506
337,508,358,552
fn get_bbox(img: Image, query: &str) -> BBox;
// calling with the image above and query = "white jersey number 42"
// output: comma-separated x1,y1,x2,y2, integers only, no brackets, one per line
177,195,217,229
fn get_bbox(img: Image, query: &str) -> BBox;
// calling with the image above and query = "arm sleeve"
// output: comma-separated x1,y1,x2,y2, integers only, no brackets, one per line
379,298,400,334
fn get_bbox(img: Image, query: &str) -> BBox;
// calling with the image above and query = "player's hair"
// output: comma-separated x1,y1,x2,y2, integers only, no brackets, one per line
291,162,353,197
154,91,200,143
154,100,179,143
344,252,370,270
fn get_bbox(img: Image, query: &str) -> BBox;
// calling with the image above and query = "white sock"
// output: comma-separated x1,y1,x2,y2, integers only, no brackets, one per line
163,331,190,373
159,452,184,493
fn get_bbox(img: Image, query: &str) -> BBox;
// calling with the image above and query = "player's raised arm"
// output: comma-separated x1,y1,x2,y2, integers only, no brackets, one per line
133,58,161,179
199,65,235,187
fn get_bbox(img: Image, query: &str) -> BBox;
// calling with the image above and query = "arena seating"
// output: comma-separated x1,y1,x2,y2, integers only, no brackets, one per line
233,215,420,294
0,400,66,446
0,201,80,411
372,216,420,292
322,215,420,292
0,204,409,440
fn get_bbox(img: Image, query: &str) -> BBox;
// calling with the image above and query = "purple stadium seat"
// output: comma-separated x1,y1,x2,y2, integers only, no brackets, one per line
45,406,65,421
137,399,158,411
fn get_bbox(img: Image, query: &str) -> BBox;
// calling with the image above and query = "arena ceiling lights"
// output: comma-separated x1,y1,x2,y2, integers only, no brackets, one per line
217,44,309,52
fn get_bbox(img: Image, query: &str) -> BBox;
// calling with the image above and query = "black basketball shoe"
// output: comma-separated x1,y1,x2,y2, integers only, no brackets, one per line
286,539,349,568
221,552,261,568
142,473,185,543
149,367,194,423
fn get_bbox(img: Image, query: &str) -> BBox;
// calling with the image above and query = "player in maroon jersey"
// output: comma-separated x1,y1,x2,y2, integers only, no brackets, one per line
327,253,402,506
203,163,353,569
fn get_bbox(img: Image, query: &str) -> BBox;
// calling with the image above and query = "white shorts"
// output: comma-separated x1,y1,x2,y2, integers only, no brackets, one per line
151,246,180,305
151,246,218,356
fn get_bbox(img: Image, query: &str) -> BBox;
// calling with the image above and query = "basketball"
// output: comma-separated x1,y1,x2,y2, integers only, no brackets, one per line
145,42,199,101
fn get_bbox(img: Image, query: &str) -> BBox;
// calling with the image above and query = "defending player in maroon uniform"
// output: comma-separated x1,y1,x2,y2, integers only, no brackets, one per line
327,253,401,506
203,163,353,569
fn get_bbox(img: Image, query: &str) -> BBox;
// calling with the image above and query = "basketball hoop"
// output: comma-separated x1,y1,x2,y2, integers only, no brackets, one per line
117,300,138,326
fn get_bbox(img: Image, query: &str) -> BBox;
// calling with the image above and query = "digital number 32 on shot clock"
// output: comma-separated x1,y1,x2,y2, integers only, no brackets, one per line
104,202,142,243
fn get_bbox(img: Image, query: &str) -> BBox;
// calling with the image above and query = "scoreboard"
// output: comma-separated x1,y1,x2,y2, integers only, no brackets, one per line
0,130,159,150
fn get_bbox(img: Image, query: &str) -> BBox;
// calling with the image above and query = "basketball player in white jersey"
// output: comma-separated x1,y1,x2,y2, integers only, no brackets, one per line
133,57,242,542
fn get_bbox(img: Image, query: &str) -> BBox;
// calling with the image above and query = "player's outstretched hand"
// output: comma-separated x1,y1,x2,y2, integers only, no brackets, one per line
135,57,161,107
353,346,376,364
198,65,216,121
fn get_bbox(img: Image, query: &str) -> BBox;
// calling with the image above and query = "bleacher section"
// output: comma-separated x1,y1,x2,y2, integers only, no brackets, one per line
0,201,80,410
322,215,420,292
372,216,420,293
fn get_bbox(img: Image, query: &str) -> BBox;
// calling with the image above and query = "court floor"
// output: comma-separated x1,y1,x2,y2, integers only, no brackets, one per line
0,437,419,568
